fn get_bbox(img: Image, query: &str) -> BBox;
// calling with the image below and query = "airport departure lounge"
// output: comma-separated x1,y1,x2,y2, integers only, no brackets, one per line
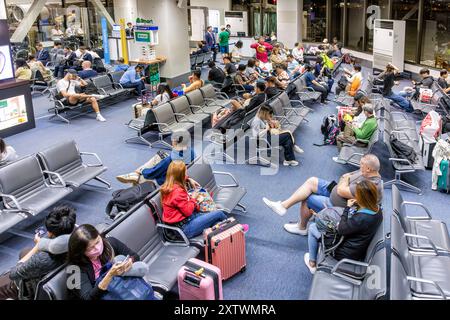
0,0,450,306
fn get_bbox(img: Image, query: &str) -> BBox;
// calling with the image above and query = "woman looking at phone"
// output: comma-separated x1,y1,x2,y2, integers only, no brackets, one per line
303,180,383,274
67,224,140,300
161,160,235,239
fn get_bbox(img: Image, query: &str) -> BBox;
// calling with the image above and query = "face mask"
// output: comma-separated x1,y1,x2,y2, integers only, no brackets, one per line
85,239,104,260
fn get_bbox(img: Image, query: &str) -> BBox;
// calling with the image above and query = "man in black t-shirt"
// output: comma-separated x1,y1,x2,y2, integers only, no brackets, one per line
223,56,237,75
207,61,226,84
230,82,267,113
438,69,450,94
265,76,281,99
377,63,413,112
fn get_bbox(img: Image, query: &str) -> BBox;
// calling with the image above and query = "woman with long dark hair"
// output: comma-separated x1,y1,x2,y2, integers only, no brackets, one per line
0,138,18,163
67,224,140,300
304,180,383,274
151,82,174,107
14,58,32,81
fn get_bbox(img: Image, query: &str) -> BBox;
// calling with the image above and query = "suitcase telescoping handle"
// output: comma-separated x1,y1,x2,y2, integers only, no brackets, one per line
183,274,202,288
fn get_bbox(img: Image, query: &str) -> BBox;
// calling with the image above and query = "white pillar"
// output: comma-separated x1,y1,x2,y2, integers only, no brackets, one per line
277,0,303,49
137,0,191,86
113,0,139,25
0,0,6,20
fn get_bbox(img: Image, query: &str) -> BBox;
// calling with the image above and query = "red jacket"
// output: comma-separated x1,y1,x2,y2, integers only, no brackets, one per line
162,184,199,224
250,42,273,63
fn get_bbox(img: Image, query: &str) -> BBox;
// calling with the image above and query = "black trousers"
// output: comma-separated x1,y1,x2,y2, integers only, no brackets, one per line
268,132,295,161
311,83,329,102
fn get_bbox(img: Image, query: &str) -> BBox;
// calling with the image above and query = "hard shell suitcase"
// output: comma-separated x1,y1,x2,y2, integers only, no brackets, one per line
438,160,450,193
177,258,223,300
419,136,436,170
204,217,246,280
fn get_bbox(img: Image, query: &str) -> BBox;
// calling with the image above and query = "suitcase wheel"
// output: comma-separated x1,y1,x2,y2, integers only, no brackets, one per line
240,266,246,273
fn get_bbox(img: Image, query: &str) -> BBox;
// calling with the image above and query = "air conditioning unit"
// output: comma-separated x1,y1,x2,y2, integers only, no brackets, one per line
224,11,248,37
373,19,405,72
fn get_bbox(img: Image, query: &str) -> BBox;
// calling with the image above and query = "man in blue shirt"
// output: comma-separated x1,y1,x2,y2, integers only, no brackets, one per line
304,64,328,103
119,65,146,95
36,43,50,66
204,26,217,62
78,61,98,79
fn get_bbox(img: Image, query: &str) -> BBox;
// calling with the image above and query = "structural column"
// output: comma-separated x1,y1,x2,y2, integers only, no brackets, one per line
136,0,191,86
113,0,139,25
276,0,303,48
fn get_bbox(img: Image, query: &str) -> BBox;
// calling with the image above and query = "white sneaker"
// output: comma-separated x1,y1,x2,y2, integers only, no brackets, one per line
304,253,317,275
262,197,287,216
332,156,346,164
284,222,308,236
283,160,299,167
91,94,107,100
294,145,304,154
96,114,106,122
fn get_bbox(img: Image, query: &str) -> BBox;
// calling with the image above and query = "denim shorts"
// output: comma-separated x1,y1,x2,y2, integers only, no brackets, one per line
306,179,333,213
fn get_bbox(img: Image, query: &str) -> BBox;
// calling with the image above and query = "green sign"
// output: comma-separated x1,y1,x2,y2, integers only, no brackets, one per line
135,31,151,43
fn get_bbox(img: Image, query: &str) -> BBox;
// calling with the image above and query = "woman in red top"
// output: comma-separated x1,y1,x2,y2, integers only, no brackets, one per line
160,161,227,238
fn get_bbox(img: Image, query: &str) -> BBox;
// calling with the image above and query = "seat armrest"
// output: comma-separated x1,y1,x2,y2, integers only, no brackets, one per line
174,113,194,123
189,104,206,113
407,276,447,299
0,193,23,211
113,82,124,89
331,259,369,285
156,223,190,246
80,152,104,167
404,233,439,255
213,171,239,188
97,88,108,95
153,122,172,133
42,170,67,187
402,201,433,220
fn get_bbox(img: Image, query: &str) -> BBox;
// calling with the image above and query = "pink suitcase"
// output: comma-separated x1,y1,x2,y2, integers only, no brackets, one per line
204,217,246,280
178,258,223,300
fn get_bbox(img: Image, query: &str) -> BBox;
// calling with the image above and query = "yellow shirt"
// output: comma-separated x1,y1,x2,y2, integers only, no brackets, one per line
15,67,32,81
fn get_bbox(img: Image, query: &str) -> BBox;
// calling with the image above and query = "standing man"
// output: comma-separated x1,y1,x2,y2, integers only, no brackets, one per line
205,26,217,62
219,26,230,56
225,24,232,36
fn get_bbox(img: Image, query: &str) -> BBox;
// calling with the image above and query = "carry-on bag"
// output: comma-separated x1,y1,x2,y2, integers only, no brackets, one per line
203,217,246,280
178,258,223,300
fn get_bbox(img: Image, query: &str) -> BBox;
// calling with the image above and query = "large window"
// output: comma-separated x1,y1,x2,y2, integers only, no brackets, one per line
392,0,419,63
346,0,365,50
420,0,450,69
302,0,327,42
330,0,344,44
366,0,390,52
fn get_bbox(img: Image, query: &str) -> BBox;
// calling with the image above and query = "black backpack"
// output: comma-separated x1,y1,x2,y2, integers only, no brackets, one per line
106,181,157,218
315,115,340,146
390,136,418,163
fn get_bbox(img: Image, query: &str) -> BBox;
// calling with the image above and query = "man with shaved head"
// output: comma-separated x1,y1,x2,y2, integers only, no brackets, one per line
78,60,98,80
263,154,383,236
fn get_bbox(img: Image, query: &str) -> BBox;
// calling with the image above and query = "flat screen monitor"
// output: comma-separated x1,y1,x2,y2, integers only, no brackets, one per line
0,45,14,81
0,95,28,130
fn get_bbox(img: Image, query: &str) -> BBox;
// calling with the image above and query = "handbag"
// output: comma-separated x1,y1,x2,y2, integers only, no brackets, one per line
188,188,217,212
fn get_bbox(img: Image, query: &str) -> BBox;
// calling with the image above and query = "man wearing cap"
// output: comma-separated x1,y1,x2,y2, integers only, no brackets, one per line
56,69,106,122
333,104,378,162
116,131,198,186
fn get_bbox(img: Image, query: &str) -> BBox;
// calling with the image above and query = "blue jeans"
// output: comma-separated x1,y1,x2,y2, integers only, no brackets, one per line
308,223,321,262
306,179,333,213
385,92,413,113
327,78,334,93
242,84,254,93
121,81,146,95
181,210,227,238
219,45,229,54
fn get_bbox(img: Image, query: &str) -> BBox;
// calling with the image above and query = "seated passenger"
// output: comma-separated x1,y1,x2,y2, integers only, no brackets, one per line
54,46,77,79
57,69,106,122
0,138,18,163
334,104,378,158
230,40,243,63
263,154,383,235
78,61,98,80
230,81,267,113
314,56,334,93
269,47,284,69
377,63,413,113
207,61,226,84
346,64,362,97
265,76,282,99
399,68,434,99
35,42,50,66
161,161,231,239
182,69,204,93
116,132,196,186
274,64,290,90
234,64,255,93
119,65,146,95
304,180,383,274
223,56,237,76
14,59,32,81
292,42,304,63
28,54,53,82
251,105,304,167
212,103,242,127
114,58,129,72
438,69,450,94
245,58,260,82
67,224,142,300
286,54,302,79
304,64,329,104
151,83,174,107
0,205,77,300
